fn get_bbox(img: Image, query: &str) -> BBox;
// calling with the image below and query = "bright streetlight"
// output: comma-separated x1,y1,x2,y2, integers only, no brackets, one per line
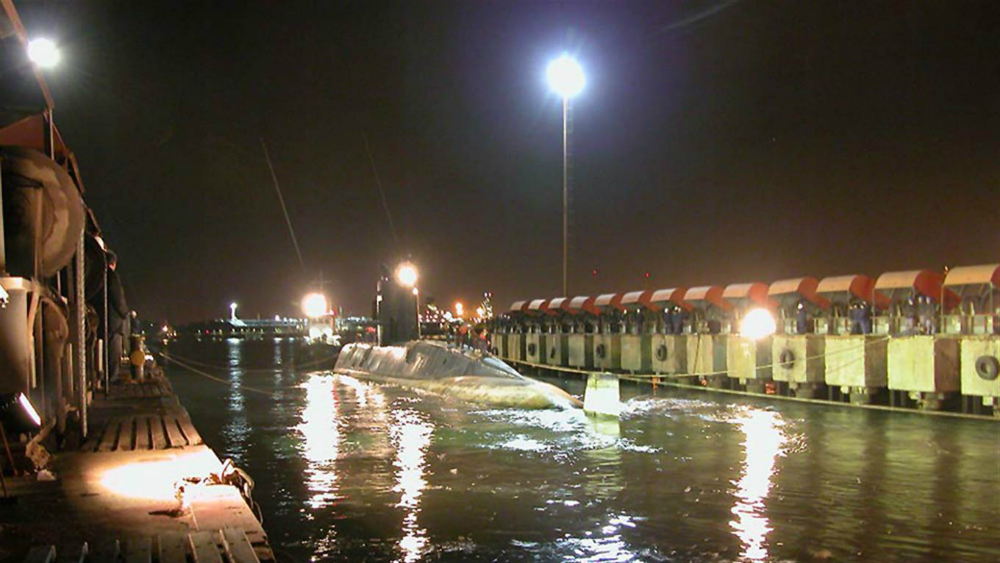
395,262,418,288
546,53,584,296
27,38,60,68
454,302,464,318
546,54,585,99
301,292,329,318
229,302,238,321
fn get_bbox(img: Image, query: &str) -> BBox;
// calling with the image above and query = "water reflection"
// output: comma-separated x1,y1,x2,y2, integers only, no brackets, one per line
730,408,787,562
297,375,341,509
223,338,250,464
389,408,433,563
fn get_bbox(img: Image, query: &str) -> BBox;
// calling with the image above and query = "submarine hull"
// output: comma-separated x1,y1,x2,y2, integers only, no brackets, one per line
335,341,581,409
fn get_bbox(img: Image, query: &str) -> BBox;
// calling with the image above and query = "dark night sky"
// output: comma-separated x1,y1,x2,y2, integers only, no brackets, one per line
15,0,1000,323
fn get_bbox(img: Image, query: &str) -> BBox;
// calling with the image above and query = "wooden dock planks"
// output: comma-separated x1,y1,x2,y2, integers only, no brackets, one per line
163,416,187,448
134,417,150,451
222,528,261,563
122,537,151,563
157,533,187,563
188,531,223,563
84,414,201,452
23,529,268,563
149,416,168,450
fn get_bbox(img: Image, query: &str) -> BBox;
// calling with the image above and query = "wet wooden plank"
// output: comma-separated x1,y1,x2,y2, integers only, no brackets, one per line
150,416,168,450
123,537,152,563
157,532,187,563
164,417,186,448
135,417,151,450
23,546,55,563
81,425,102,452
114,417,136,451
54,541,87,563
88,540,120,563
222,528,260,563
97,419,121,452
177,416,203,446
188,531,223,563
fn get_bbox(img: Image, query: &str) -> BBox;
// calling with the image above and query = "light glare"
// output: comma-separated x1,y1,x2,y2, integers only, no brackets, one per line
396,262,418,287
27,38,60,68
740,308,776,340
547,54,585,99
301,292,329,318
18,393,41,427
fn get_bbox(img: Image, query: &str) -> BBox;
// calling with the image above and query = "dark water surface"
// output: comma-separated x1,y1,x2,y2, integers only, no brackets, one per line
164,338,999,563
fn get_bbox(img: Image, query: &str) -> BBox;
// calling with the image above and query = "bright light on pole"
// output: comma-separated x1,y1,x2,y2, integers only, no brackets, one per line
740,308,777,340
229,302,238,321
546,54,585,99
27,38,61,68
301,292,329,318
546,53,584,298
396,262,418,287
454,302,464,318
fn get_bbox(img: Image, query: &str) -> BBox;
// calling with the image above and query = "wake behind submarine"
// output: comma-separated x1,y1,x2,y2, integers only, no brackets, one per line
334,262,581,409
335,340,581,409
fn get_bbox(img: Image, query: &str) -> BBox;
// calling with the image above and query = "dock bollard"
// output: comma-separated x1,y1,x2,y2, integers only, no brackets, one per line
584,372,621,417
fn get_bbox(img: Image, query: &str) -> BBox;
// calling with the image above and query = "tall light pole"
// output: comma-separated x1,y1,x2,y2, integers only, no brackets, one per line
546,54,585,297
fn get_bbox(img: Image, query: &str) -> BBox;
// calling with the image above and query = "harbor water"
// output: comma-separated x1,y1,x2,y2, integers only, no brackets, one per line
164,338,999,563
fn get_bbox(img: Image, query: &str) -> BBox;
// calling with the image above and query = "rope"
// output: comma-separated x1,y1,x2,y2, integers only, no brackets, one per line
160,352,301,397
159,349,339,374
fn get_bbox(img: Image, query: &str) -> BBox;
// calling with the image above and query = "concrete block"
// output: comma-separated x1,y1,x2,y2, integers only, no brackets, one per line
568,334,594,368
544,334,567,366
685,334,726,376
772,335,825,383
727,335,772,381
824,335,887,389
593,334,621,371
621,334,652,373
651,335,686,374
887,336,960,393
959,336,1000,398
508,333,523,362
525,333,543,364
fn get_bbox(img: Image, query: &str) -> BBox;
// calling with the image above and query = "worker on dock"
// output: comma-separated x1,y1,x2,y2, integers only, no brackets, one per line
104,252,130,382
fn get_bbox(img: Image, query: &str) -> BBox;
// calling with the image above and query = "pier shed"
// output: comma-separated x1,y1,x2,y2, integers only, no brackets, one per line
592,293,625,370
682,285,730,384
943,264,1000,408
817,274,889,401
876,270,961,407
724,283,777,389
649,288,690,375
565,296,598,368
619,290,658,373
769,277,830,396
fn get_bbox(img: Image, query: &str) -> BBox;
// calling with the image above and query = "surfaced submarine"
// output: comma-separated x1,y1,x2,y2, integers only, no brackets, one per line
335,340,582,409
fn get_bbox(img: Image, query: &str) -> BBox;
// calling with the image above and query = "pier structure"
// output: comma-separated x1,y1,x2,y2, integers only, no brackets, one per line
0,3,274,559
496,263,1000,416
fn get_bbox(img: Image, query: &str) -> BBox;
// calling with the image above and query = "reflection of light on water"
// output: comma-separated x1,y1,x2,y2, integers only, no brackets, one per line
558,513,639,562
390,409,433,563
338,373,370,407
730,408,787,562
224,339,250,464
296,375,341,509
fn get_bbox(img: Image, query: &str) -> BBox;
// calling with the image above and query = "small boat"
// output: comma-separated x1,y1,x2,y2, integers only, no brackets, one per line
335,340,581,409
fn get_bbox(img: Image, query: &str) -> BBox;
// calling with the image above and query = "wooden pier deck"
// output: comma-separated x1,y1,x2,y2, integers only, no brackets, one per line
0,378,275,563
